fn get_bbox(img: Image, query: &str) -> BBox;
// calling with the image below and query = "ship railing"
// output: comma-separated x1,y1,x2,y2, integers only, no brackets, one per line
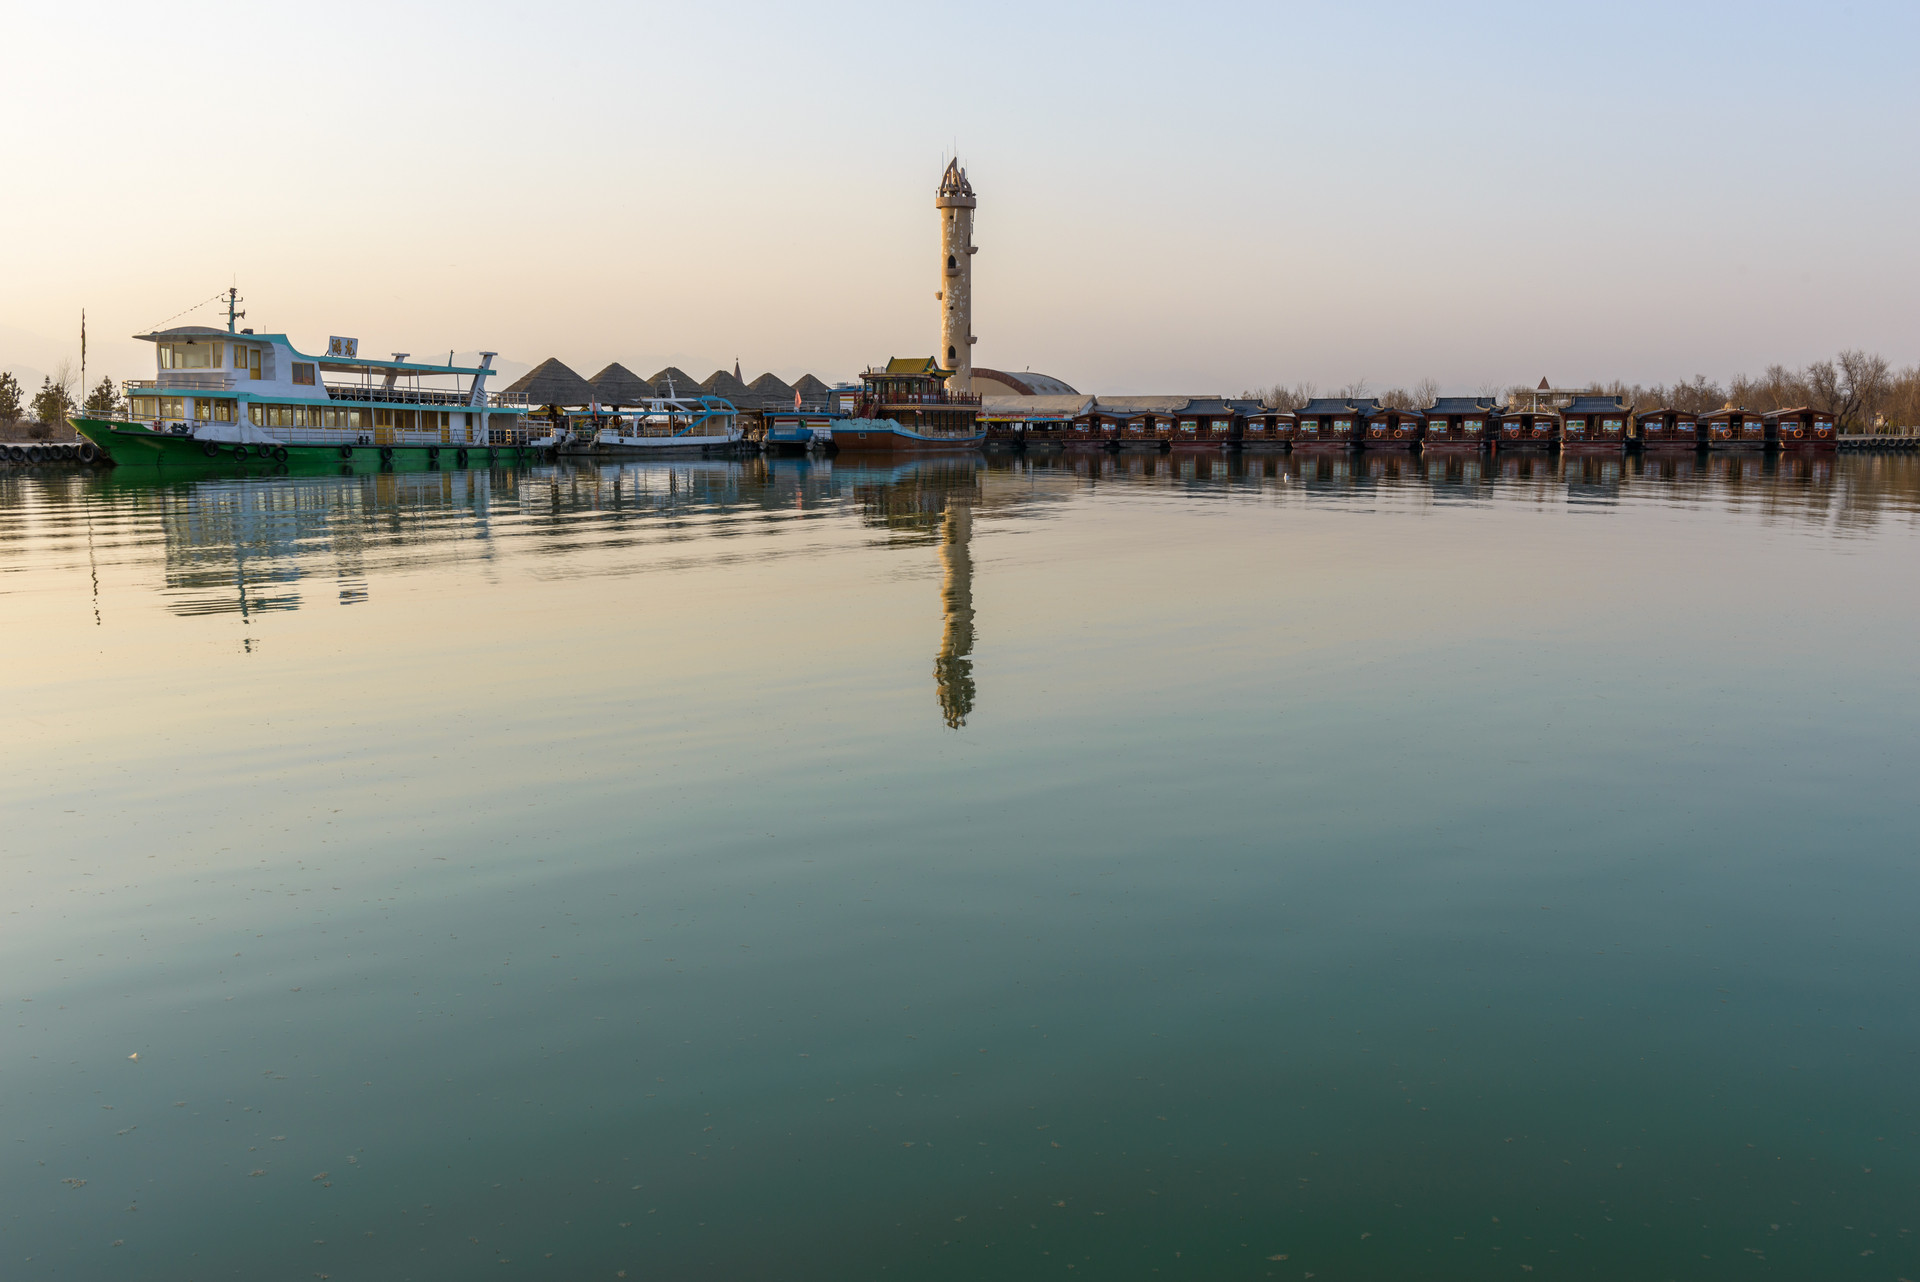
321,384,529,408
127,374,236,392
861,392,982,406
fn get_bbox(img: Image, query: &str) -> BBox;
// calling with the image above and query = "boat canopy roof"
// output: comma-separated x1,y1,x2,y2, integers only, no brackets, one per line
133,326,498,378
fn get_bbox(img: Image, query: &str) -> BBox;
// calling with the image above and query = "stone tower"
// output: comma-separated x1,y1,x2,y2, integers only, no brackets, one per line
935,159,977,394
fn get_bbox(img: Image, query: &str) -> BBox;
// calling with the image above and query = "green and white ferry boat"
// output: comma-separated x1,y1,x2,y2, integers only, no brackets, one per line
73,295,534,470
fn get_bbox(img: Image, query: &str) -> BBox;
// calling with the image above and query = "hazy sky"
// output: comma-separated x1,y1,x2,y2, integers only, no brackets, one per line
3,0,1915,395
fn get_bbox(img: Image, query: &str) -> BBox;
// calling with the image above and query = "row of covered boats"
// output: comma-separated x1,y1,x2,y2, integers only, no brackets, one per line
967,394,1838,454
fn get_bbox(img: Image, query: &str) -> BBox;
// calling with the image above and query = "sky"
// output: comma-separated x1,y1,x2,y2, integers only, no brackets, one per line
2,0,1916,397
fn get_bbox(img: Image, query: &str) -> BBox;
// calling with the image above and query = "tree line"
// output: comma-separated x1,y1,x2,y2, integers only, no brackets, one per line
0,365,125,436
1249,350,1919,432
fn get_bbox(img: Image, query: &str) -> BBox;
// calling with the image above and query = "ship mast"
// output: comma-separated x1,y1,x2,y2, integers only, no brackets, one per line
225,286,246,335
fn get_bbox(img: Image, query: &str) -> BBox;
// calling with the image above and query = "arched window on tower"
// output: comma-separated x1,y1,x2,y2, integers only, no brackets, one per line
947,254,956,269
947,345,956,362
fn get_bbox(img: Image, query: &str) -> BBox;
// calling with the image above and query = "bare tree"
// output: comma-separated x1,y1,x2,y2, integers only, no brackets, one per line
1339,378,1371,400
1410,377,1440,409
1380,386,1416,410
1805,360,1840,418
1882,365,1920,429
1835,349,1892,431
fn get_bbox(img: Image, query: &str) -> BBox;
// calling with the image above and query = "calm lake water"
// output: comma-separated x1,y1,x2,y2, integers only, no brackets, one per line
3,451,1917,1281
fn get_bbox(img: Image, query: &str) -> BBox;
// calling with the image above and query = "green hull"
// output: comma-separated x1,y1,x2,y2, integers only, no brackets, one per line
71,418,537,474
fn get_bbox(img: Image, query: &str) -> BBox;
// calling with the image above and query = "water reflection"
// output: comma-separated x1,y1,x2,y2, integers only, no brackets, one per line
3,452,1917,628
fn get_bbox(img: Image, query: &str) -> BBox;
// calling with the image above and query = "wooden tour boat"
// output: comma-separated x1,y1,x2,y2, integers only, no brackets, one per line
1764,406,1837,452
1701,404,1765,452
831,357,984,453
1636,408,1703,452
1560,395,1631,454
1295,398,1373,452
1171,398,1255,450
1421,396,1498,454
1240,409,1297,450
1361,406,1425,452
1495,408,1561,452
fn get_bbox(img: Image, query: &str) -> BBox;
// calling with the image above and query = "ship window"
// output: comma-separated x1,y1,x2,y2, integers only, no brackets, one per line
158,342,222,370
291,362,315,385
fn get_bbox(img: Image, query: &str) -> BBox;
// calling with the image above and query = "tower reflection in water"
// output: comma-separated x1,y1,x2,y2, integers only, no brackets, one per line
845,458,984,728
934,495,975,727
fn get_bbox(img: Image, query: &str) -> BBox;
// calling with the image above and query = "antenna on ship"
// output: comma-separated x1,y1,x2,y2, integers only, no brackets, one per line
225,285,246,335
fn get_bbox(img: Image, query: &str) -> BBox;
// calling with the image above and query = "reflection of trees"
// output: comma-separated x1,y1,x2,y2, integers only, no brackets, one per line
935,498,975,729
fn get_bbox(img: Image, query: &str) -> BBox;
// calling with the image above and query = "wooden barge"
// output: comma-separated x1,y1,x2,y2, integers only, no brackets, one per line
1560,395,1631,455
1636,407,1702,452
1420,397,1498,454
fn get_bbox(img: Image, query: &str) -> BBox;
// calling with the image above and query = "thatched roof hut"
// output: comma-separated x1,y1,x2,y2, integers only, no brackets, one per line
588,362,655,406
701,369,753,402
648,367,699,397
791,374,833,406
504,358,596,407
746,372,794,409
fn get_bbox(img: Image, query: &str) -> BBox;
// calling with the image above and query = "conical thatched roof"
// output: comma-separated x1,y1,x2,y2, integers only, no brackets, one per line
648,367,698,396
505,357,596,407
701,369,753,400
747,371,793,401
791,374,832,401
589,362,654,406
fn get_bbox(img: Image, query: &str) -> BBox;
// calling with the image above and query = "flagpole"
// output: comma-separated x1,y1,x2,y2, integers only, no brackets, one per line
80,308,87,419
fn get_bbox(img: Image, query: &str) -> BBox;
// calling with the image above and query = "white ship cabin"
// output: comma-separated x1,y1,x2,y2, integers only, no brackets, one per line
123,326,531,445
